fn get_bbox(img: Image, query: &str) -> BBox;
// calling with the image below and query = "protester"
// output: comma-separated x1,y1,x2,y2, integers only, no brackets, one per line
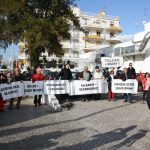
127,63,136,79
79,66,92,102
23,67,32,81
8,68,24,109
93,66,103,100
32,67,46,106
0,94,6,112
122,68,133,103
0,72,7,112
59,64,72,80
106,70,116,101
142,73,150,104
59,64,72,103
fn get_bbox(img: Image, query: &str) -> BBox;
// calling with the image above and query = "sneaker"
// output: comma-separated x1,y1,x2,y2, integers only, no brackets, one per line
34,104,37,106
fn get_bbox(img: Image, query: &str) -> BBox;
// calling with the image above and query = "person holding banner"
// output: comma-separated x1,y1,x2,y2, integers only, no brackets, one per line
59,64,72,103
32,67,46,106
79,66,93,102
141,73,150,104
93,66,103,100
127,63,136,79
8,68,24,109
0,73,8,112
122,68,133,103
106,71,116,101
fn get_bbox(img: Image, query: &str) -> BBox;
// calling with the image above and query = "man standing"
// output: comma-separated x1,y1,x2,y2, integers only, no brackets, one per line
59,64,72,81
122,68,133,103
8,68,24,109
127,63,136,79
59,64,72,103
79,66,92,102
32,67,46,106
93,66,103,100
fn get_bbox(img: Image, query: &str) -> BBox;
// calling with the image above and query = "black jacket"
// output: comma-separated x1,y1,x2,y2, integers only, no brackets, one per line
122,73,131,81
127,67,136,79
24,72,32,81
11,73,24,82
106,75,116,91
59,68,72,80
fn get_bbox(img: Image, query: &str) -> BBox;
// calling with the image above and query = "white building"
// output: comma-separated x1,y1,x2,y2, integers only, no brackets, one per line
18,7,123,71
101,22,150,73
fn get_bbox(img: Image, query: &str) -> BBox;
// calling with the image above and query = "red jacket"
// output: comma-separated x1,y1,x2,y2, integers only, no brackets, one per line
32,74,46,82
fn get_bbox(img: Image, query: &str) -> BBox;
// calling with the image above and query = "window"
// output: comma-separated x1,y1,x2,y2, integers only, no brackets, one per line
97,31,101,37
73,51,79,58
110,33,115,37
85,31,89,36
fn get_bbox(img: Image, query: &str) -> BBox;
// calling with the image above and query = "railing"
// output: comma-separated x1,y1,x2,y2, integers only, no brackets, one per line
114,45,139,56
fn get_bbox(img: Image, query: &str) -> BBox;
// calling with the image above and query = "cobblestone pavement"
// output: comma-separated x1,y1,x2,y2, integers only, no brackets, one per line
0,94,150,150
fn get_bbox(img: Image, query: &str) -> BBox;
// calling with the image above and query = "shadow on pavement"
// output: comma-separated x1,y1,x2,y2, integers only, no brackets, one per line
0,104,51,127
54,126,148,150
0,128,85,150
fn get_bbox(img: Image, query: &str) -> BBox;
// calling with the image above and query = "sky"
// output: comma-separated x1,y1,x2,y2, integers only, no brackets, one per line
2,0,150,60
77,0,150,35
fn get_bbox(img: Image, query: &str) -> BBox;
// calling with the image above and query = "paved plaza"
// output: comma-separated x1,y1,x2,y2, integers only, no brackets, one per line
0,94,150,150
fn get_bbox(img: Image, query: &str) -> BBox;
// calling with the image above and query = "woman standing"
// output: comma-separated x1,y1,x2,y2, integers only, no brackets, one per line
142,73,150,104
106,71,116,101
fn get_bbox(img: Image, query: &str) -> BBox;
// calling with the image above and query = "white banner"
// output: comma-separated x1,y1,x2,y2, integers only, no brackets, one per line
112,79,138,93
70,79,108,95
0,82,24,100
44,80,70,95
24,81,44,96
101,57,124,68
43,94,61,110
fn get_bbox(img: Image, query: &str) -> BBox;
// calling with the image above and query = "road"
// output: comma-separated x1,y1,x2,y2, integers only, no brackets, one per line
0,94,150,150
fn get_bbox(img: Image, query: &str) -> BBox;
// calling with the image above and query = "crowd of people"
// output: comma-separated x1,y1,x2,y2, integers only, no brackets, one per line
0,62,150,112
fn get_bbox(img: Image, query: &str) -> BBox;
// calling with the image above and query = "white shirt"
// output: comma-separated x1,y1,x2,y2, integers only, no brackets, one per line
93,71,103,79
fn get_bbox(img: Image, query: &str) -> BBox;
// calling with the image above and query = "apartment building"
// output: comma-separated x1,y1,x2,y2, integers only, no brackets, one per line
18,7,123,71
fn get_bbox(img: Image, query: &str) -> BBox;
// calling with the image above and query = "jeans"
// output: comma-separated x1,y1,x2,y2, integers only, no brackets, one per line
124,93,132,102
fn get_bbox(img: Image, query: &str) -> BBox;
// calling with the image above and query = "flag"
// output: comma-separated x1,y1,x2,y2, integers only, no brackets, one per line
139,71,146,90
16,61,19,69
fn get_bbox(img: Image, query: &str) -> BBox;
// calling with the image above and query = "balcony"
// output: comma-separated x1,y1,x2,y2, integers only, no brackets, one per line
82,23,106,30
108,26,123,33
83,44,101,53
108,37,121,44
83,35,103,42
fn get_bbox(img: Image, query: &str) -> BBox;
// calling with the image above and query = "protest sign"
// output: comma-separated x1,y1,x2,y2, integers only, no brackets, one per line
112,79,138,93
0,82,24,100
44,80,70,95
70,79,108,95
101,57,124,68
24,81,44,96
